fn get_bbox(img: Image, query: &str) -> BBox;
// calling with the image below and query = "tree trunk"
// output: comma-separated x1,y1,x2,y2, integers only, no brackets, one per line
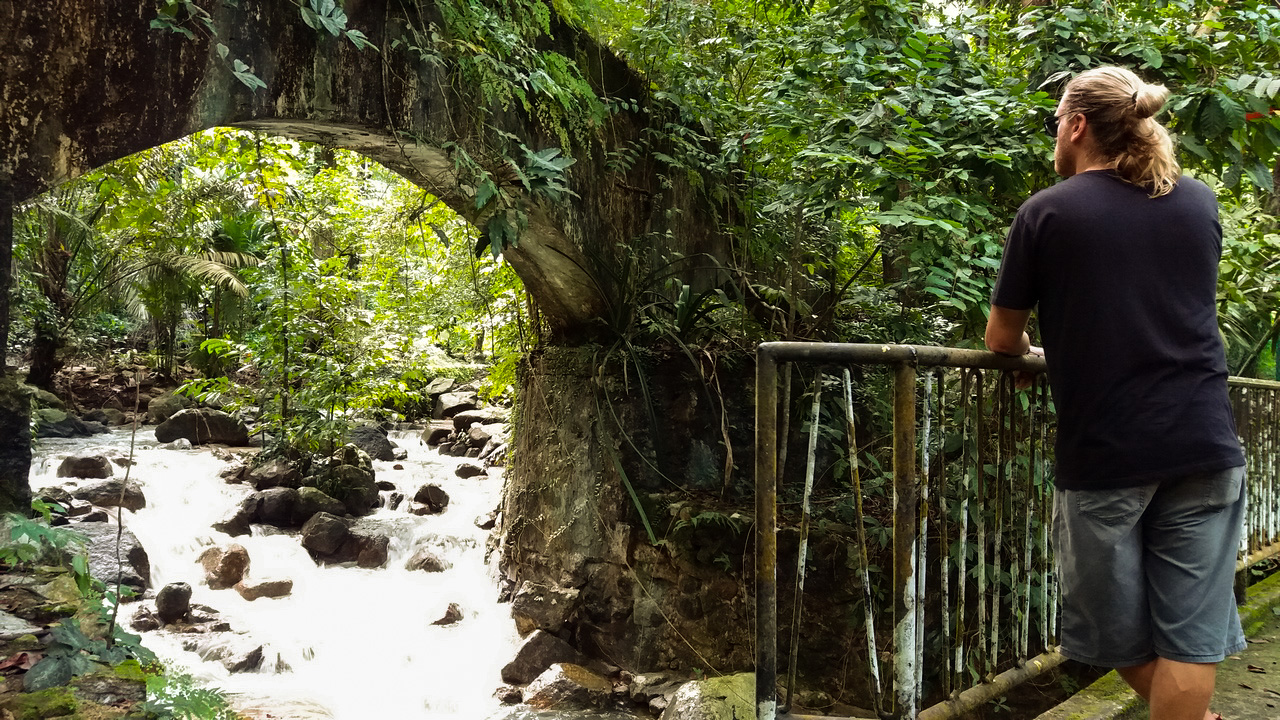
0,179,10,375
25,322,61,390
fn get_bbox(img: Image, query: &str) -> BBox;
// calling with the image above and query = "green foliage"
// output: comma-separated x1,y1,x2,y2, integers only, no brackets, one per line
0,510,88,575
141,671,240,720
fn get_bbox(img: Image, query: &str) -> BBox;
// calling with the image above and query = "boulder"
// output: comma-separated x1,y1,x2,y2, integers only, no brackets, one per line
155,408,249,446
658,673,755,720
254,487,301,527
500,630,590,685
155,582,192,623
247,459,301,490
630,672,681,705
422,422,454,446
305,446,378,516
300,513,350,557
146,391,188,424
475,511,497,530
431,602,464,626
30,386,64,410
56,455,113,479
224,644,264,673
423,376,456,397
494,685,523,705
199,544,250,589
71,478,146,511
235,578,293,601
465,422,500,448
218,463,247,484
212,496,256,537
354,534,389,569
523,663,612,710
296,487,346,523
347,424,395,461
73,522,151,590
512,581,581,636
392,446,408,461
413,484,450,513
433,392,478,419
451,407,510,431
454,463,485,479
405,548,451,573
83,408,126,426
33,409,104,438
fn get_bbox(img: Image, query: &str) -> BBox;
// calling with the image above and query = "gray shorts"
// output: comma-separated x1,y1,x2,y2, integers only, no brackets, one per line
1052,465,1247,667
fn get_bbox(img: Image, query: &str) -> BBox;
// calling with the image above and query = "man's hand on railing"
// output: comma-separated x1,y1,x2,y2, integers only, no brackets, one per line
1014,345,1045,390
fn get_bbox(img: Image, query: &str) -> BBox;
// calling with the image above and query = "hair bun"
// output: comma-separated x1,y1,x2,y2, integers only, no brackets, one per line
1132,83,1168,120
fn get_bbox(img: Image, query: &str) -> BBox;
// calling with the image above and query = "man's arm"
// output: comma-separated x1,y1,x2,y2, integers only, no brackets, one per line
985,305,1033,356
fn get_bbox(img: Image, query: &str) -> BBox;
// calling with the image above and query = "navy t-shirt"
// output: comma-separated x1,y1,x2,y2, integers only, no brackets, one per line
991,169,1244,490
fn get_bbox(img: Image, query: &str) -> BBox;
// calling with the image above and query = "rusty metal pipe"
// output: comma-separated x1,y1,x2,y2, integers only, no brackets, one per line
759,342,1046,373
892,361,919,719
756,350,779,720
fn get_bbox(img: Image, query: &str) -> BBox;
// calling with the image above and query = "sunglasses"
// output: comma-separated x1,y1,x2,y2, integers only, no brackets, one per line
1043,113,1062,135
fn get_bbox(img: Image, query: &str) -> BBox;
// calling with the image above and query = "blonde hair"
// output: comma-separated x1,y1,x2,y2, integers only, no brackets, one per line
1061,66,1181,197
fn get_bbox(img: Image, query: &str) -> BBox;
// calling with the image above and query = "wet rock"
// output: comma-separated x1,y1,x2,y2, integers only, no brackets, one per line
304,446,378,516
296,487,346,523
235,578,293,601
500,630,590,685
424,376,456,397
247,458,301,490
35,487,74,508
392,463,404,470
30,386,64,410
79,509,109,522
212,496,256,537
255,487,302,527
375,480,396,491
413,484,449,513
71,478,145,511
129,605,161,632
146,391,188,424
392,446,408,461
512,581,581,637
218,463,248,484
405,548,451,573
73,522,151,590
451,407,510,431
199,544,250,589
465,448,481,458
300,513,350,557
69,667,146,705
33,408,104,438
657,673,754,720
83,407,126,426
224,644,264,673
433,392,478,419
155,408,250,446
155,582,192,623
347,423,395,461
423,422,454,446
523,663,612,710
431,602,464,625
475,511,497,530
168,438,193,449
454,462,485,479
494,685,523,704
435,441,455,456
388,492,405,511
630,672,682,705
354,534,389,568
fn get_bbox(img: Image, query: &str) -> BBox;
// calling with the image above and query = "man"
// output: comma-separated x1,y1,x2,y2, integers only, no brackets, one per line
985,66,1246,720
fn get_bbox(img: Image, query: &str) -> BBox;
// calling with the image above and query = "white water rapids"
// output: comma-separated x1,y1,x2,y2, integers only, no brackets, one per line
29,427,529,720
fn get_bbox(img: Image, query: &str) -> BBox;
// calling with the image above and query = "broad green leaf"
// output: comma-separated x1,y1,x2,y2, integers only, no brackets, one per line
1243,158,1272,190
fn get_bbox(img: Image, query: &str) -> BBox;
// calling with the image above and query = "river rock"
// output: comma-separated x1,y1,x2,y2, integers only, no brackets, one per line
224,644,264,673
71,478,146,511
155,408,250,446
219,463,247,484
301,513,350,556
494,685,523,704
304,445,378,516
347,424,395,461
405,548,451,573
424,376,455,397
388,492,405,510
235,578,293,601
413,484,449,513
129,606,161,632
30,386,64,410
523,663,612,710
431,602,464,626
296,487,346,522
500,630,590,685
254,487,302,527
33,408,105,438
73,522,151,590
155,582,192,623
247,458,301,490
658,673,754,720
433,392,477,419
212,495,256,537
146,391,188,424
512,581,581,636
422,422,453,446
35,487,74,509
465,422,505,449
354,534,389,568
630,672,681,704
56,455,113,479
451,407,509,431
83,408,126,426
199,544,250,589
454,462,485,479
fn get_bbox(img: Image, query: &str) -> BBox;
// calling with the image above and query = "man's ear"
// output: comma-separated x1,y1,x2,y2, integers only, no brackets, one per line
1068,113,1089,143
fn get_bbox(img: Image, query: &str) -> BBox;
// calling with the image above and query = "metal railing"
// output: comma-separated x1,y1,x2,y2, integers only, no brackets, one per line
754,342,1280,720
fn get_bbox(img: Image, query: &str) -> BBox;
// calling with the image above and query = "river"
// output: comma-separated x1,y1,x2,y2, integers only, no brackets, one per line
29,426,529,719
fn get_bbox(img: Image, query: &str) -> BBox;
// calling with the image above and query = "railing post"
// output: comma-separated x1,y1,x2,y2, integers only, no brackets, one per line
756,349,778,720
893,361,920,719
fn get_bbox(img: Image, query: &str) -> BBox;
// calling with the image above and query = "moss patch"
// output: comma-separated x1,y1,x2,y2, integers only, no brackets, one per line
4,686,78,719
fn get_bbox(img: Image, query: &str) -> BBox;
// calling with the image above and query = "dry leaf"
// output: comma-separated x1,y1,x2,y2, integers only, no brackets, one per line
1248,664,1268,674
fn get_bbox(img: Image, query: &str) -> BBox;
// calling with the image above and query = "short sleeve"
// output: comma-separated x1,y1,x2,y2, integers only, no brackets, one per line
991,210,1038,310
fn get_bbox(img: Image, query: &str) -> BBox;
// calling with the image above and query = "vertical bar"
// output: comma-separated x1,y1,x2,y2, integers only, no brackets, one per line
784,374,822,713
843,369,883,717
955,370,977,694
1020,377,1035,662
755,350,778,720
939,372,953,698
975,370,989,683
917,372,932,683
0,178,12,377
893,361,919,719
